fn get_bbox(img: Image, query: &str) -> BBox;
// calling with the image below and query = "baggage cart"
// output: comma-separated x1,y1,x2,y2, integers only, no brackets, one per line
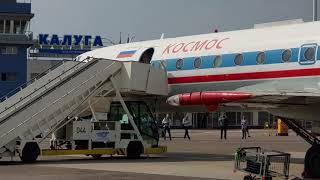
234,147,291,180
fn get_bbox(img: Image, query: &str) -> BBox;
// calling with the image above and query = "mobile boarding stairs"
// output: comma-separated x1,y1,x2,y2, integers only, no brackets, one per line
0,57,168,161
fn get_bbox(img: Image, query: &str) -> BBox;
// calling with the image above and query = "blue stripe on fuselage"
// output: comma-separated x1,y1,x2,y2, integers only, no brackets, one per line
152,47,305,71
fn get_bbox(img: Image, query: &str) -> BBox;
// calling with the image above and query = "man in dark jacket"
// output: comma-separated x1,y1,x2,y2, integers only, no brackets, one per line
218,113,229,140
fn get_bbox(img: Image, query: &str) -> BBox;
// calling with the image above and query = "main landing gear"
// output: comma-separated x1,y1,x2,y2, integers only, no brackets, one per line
279,117,320,179
304,144,320,178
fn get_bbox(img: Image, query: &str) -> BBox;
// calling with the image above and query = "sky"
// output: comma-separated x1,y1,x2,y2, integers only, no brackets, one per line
30,0,317,43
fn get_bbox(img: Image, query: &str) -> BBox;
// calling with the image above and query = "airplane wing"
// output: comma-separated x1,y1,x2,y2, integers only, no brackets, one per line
235,78,320,107
167,78,320,114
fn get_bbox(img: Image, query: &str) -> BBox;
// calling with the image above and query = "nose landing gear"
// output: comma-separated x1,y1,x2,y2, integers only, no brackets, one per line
277,118,320,179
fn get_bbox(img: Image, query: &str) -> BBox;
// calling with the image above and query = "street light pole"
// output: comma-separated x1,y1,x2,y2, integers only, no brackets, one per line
314,0,318,21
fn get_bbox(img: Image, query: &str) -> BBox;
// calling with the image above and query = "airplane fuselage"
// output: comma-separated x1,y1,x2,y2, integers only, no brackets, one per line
78,21,320,121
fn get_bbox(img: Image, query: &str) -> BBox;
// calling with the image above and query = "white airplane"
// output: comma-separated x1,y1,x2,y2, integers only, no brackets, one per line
78,21,320,178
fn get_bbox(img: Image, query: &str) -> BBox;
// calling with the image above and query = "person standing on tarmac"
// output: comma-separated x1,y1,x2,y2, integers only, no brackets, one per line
218,113,229,140
246,123,251,138
162,114,172,140
241,116,248,139
182,113,192,140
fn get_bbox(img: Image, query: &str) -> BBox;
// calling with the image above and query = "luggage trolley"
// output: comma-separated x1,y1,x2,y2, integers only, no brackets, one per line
234,147,291,180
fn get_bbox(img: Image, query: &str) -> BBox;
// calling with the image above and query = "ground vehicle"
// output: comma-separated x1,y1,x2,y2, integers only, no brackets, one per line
234,147,291,180
48,100,165,159
0,58,167,161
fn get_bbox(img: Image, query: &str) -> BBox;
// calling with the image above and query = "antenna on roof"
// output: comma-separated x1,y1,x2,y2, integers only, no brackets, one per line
160,33,165,39
119,32,122,44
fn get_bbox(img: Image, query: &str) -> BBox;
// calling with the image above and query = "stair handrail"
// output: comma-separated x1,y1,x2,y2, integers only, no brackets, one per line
0,58,90,102
1,60,64,102
0,57,95,117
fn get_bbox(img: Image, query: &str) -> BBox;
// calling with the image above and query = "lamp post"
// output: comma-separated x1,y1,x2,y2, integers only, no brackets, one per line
314,0,318,21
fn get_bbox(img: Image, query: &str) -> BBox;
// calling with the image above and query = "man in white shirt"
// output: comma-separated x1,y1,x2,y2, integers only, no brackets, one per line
162,114,172,140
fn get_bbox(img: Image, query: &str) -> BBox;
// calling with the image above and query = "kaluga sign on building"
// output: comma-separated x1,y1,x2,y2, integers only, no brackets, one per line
38,34,104,47
29,34,105,58
162,38,229,55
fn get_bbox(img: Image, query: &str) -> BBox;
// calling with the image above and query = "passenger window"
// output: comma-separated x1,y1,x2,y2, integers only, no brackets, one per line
193,57,202,69
256,52,265,65
304,47,315,61
176,58,184,70
213,55,222,68
282,49,291,62
234,54,243,66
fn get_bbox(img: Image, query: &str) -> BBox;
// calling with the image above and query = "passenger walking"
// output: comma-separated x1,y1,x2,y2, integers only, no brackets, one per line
182,113,192,140
162,114,172,140
218,113,228,140
241,116,248,139
247,123,251,138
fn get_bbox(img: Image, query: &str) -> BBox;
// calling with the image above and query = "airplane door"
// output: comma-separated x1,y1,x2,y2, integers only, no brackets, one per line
298,43,318,65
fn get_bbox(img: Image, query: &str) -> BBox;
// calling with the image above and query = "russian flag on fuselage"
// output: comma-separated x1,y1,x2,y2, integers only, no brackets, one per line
117,50,136,58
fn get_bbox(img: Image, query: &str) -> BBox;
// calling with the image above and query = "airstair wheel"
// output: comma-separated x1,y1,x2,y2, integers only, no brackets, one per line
127,141,144,159
20,142,40,163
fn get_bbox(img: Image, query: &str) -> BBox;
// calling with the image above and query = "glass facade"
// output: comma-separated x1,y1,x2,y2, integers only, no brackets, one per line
155,110,312,129
0,19,30,35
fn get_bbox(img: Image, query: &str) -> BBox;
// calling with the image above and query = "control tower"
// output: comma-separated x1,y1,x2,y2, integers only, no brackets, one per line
0,0,34,97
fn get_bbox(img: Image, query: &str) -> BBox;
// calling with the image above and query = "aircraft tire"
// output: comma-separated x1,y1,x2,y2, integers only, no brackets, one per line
304,144,320,178
127,141,143,159
20,142,40,163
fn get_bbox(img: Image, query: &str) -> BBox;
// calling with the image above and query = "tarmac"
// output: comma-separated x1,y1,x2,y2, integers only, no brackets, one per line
0,129,311,180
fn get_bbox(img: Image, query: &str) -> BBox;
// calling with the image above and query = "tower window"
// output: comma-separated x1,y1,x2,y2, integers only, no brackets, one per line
0,46,18,55
1,72,17,82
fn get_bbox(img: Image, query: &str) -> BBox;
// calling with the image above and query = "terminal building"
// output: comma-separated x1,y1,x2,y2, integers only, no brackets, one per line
0,0,33,98
157,110,312,130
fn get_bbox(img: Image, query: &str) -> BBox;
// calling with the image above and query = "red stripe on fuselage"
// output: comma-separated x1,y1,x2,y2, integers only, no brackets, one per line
168,68,320,84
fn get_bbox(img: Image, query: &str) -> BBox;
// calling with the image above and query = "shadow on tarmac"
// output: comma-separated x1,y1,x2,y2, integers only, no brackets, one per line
0,152,305,166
